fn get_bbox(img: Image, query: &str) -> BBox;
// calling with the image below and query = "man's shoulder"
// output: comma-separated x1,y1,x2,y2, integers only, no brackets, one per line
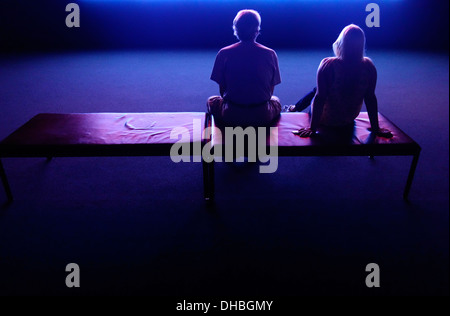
219,42,277,54
218,43,240,53
254,43,276,52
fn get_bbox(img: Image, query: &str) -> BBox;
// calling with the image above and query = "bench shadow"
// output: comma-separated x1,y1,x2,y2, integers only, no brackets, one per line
0,200,13,213
314,124,356,145
205,199,217,213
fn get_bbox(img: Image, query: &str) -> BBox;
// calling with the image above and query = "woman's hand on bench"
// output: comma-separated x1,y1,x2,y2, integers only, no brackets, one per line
292,128,317,138
370,127,394,138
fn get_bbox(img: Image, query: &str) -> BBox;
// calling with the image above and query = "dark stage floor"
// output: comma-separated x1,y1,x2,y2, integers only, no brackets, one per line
0,50,448,296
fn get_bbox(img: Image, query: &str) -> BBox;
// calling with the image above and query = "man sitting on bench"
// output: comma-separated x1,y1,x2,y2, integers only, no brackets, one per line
207,9,282,127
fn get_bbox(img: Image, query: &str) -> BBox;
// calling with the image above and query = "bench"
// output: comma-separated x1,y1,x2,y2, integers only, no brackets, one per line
203,111,421,201
0,112,207,202
0,111,420,202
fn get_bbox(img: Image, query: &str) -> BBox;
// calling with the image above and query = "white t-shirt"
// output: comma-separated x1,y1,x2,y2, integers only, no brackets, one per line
210,41,281,106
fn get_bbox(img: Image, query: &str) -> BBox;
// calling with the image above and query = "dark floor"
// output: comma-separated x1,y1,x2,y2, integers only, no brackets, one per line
0,50,448,296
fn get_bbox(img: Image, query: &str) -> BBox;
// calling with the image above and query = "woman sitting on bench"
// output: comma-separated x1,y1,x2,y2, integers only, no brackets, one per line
287,24,392,138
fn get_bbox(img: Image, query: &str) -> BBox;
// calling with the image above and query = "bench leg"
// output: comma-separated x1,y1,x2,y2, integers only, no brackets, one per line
0,159,13,202
202,159,210,200
403,153,420,200
203,160,215,201
209,160,215,201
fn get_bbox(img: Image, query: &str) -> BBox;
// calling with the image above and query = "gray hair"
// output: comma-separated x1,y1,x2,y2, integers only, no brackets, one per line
233,10,261,42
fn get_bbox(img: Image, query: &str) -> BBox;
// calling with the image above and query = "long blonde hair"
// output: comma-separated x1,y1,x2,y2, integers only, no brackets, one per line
333,24,366,61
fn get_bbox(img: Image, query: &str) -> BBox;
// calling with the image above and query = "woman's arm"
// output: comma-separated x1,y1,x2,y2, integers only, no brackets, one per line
295,59,330,137
364,59,380,131
364,59,393,138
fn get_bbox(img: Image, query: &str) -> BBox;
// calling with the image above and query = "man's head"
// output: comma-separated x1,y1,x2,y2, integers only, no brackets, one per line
233,10,261,42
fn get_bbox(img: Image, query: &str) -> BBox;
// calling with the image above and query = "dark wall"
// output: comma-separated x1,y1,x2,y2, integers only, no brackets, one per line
1,0,449,52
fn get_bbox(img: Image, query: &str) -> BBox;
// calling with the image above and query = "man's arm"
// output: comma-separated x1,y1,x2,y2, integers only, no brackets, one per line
211,50,226,97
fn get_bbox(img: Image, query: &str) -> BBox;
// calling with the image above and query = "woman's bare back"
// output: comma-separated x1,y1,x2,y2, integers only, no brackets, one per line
318,57,377,126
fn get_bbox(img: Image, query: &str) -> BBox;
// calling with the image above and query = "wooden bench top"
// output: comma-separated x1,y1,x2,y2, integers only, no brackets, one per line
0,112,420,158
0,112,206,157
210,112,420,156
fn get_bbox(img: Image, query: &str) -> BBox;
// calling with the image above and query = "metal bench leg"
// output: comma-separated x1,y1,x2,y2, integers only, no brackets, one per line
203,160,215,201
403,153,420,200
209,160,215,201
0,159,13,202
203,159,210,200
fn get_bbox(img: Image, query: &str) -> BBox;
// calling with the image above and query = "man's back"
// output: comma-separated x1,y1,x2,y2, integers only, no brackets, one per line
208,10,282,127
211,41,281,105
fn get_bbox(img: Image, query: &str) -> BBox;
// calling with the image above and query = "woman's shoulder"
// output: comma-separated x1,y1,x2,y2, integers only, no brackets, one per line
318,57,338,73
320,57,338,66
362,57,377,75
362,57,376,68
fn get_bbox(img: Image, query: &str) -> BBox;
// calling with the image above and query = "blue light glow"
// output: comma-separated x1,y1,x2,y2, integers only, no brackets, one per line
79,0,402,2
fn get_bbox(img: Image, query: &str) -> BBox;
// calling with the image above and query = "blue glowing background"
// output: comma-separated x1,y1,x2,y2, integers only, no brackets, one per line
0,0,447,52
